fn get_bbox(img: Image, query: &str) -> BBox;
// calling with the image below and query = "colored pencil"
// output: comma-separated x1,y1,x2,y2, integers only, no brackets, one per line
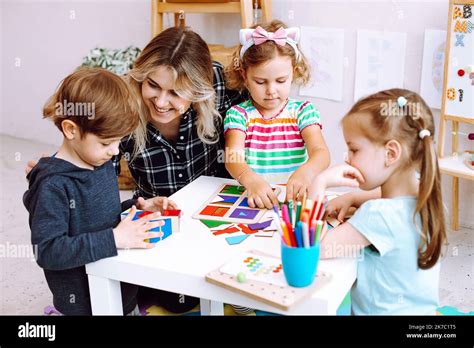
311,195,323,229
301,221,309,248
295,221,303,247
315,220,323,244
295,201,302,223
271,207,286,244
309,226,315,246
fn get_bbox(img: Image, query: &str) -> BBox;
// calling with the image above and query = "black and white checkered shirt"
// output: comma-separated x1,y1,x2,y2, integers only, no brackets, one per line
113,61,244,198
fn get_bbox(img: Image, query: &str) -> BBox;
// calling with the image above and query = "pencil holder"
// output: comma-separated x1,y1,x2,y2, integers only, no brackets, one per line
281,243,320,287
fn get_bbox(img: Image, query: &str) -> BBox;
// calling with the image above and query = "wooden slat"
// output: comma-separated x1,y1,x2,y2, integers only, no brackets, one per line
157,2,241,13
444,114,474,124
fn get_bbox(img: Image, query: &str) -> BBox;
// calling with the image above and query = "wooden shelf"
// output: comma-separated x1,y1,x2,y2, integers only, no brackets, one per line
439,152,474,180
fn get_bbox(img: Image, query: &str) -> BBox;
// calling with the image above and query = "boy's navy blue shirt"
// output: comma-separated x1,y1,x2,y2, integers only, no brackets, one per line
23,156,137,315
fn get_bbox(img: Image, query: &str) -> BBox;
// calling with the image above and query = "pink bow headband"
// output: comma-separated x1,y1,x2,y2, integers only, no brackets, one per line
239,26,301,60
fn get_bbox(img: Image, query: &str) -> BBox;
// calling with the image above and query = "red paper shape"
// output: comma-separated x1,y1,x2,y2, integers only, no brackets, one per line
200,205,229,217
212,226,240,236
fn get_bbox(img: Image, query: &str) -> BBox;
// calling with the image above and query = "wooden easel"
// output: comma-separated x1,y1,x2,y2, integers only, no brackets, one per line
438,0,474,230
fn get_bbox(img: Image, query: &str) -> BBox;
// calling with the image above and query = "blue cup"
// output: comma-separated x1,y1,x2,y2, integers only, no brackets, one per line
281,243,320,287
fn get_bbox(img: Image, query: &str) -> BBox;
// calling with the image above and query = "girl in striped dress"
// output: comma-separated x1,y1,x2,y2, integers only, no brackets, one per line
224,20,330,209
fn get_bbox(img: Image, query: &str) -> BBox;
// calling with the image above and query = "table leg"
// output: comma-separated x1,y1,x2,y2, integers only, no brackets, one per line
88,274,123,315
200,299,224,316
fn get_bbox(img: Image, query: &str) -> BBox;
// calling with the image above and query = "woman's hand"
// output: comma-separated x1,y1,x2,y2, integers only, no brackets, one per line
136,196,178,213
113,205,165,249
286,163,314,202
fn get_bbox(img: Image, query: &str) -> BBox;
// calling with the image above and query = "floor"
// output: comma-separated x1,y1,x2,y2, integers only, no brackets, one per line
1,135,473,315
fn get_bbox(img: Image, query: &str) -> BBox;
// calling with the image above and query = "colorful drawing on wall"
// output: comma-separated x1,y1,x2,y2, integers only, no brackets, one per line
354,29,407,102
299,27,345,101
420,29,446,109
192,184,281,224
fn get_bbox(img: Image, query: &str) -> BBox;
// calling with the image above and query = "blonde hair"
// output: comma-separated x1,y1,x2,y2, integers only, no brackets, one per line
342,88,446,270
43,67,139,139
128,27,220,157
225,19,311,91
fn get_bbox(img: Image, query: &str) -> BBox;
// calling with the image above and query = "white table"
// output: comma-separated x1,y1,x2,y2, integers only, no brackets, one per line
86,176,357,315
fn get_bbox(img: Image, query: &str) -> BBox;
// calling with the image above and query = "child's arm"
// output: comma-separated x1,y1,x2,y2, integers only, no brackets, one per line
28,185,163,271
286,125,330,202
319,221,370,259
225,129,279,209
136,196,178,212
326,188,381,222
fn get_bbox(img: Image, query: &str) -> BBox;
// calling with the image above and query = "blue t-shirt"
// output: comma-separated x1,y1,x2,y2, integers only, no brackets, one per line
348,197,440,315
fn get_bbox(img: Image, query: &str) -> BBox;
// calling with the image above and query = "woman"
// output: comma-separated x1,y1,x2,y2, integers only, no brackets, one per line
117,26,243,199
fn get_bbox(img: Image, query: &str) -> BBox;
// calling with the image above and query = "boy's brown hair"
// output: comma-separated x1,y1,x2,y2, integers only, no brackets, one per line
43,67,139,139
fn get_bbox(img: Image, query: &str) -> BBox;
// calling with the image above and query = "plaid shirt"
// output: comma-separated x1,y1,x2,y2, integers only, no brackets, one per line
113,61,244,198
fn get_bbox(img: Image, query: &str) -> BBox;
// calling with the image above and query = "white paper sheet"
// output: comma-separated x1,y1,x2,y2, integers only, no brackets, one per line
354,30,407,102
420,29,446,109
299,27,345,102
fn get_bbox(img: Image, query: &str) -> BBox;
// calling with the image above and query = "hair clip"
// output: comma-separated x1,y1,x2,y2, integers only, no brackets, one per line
397,96,408,108
419,129,431,140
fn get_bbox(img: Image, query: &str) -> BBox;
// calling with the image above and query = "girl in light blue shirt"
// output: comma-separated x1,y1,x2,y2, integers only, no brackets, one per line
311,88,447,315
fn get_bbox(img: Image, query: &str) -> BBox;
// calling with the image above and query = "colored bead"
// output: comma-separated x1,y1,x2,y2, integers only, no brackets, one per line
458,69,465,76
237,272,246,283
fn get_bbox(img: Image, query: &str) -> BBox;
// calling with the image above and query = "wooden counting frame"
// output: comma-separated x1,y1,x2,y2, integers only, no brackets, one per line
205,250,331,311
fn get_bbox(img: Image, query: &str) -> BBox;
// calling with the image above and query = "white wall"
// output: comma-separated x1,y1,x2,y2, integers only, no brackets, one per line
1,0,472,227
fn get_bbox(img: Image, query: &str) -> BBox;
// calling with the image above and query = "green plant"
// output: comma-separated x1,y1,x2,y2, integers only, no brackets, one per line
81,46,141,75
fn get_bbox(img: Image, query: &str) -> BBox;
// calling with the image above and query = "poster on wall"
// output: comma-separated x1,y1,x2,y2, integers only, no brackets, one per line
298,27,345,102
354,29,407,102
420,29,446,109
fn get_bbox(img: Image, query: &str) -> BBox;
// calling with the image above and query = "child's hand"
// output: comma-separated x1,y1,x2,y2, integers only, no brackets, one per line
286,164,314,202
311,164,364,199
113,205,165,249
326,193,356,223
245,175,279,209
136,196,178,213
25,153,49,176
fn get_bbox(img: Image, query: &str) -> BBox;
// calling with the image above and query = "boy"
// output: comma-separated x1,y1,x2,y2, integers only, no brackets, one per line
23,68,171,315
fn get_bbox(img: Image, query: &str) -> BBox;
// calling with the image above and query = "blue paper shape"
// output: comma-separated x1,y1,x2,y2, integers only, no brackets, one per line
225,234,250,245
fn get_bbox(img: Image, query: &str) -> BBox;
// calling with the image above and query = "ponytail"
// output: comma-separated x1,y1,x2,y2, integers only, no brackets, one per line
415,135,446,269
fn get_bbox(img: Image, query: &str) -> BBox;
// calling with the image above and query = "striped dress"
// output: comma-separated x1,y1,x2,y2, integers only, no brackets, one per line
223,98,321,185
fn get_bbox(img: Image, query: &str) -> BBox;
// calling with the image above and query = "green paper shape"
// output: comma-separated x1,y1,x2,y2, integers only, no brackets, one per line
220,185,245,195
200,219,229,228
